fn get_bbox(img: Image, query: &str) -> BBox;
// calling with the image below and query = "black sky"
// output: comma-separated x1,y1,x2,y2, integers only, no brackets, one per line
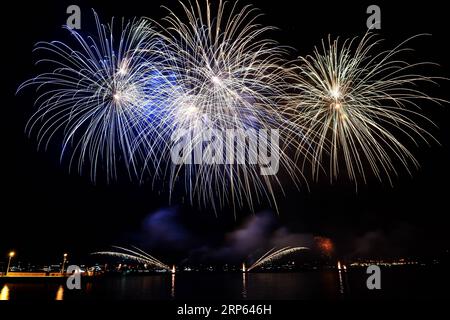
2,0,450,264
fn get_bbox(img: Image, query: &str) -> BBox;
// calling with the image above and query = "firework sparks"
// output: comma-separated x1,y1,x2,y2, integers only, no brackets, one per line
247,246,309,271
287,33,444,185
18,11,173,182
314,236,334,257
140,0,300,212
18,4,446,213
92,246,172,271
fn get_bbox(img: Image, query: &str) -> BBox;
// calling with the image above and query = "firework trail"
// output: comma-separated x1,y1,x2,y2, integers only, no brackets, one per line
92,246,172,271
247,246,309,271
140,0,301,212
287,33,445,185
18,11,173,182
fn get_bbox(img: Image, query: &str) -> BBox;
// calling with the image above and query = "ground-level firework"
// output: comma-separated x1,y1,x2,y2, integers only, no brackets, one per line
92,246,172,272
247,247,309,272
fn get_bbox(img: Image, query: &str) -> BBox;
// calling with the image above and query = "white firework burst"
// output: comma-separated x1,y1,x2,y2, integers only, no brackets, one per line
18,12,171,182
287,33,445,185
141,0,300,212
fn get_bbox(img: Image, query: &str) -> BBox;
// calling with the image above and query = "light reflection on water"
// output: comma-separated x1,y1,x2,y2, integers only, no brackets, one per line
171,274,176,299
0,285,9,300
55,285,64,301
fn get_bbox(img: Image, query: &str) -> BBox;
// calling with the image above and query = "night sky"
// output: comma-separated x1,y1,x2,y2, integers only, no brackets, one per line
2,0,450,265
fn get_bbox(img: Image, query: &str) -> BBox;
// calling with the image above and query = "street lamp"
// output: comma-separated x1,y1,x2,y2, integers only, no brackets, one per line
61,253,68,275
6,251,15,276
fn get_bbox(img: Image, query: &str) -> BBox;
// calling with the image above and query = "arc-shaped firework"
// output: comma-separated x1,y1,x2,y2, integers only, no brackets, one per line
141,0,300,212
247,246,309,271
92,246,172,271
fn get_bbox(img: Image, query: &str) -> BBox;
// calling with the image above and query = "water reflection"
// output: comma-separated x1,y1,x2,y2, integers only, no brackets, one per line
338,270,344,294
0,273,339,300
242,272,247,299
86,281,93,294
55,285,64,301
338,269,350,297
0,285,9,300
0,268,435,300
171,274,176,299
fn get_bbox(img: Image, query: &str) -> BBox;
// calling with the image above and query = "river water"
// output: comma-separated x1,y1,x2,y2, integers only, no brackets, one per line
1,267,448,300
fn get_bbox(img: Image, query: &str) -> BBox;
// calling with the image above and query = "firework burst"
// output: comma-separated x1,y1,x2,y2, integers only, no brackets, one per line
18,12,172,182
287,33,444,185
141,0,300,212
